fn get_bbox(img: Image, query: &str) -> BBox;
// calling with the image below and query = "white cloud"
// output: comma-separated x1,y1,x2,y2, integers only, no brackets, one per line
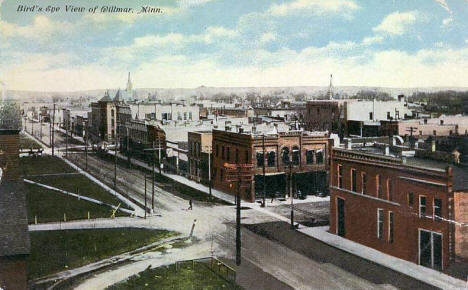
373,11,418,35
362,35,384,45
259,32,276,44
0,15,72,39
178,0,215,8
268,0,359,17
442,17,453,26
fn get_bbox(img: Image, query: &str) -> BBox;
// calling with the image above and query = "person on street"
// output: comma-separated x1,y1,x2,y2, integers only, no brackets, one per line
188,199,193,210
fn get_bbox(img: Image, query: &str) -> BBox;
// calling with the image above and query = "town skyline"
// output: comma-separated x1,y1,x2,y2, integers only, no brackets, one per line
1,0,468,91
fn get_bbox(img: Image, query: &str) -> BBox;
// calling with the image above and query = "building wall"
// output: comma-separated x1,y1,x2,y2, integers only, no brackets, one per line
212,129,329,202
346,100,411,122
0,131,20,180
188,131,212,182
305,101,343,133
454,192,468,261
0,256,27,290
329,148,453,270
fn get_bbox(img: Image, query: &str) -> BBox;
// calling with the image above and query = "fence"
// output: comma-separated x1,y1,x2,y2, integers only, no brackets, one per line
174,256,236,284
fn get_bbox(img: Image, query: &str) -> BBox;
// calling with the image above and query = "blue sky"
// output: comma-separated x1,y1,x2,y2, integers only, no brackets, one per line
1,0,468,91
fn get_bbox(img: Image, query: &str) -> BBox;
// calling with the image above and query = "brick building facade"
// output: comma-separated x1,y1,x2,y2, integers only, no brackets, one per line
188,131,212,183
329,144,468,271
212,127,329,202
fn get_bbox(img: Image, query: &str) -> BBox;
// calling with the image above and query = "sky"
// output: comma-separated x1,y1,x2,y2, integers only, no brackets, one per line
1,0,468,91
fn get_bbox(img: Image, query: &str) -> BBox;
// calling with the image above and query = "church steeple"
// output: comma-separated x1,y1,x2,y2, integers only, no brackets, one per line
327,74,334,100
126,72,133,94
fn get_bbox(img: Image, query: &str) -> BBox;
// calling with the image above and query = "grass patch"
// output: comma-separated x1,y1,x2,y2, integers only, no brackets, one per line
25,183,128,224
108,261,242,290
19,133,42,150
28,174,131,209
20,156,76,176
28,228,177,280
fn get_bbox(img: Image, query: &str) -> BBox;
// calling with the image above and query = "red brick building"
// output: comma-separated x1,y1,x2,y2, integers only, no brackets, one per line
329,143,468,271
0,124,30,288
212,126,330,202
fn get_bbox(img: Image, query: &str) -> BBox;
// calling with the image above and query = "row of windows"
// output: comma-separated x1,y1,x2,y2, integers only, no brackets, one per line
408,193,443,220
215,144,250,164
337,165,393,201
255,148,324,168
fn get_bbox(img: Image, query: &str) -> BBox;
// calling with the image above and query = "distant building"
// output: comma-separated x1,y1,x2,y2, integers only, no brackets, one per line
188,131,212,183
212,124,330,202
383,115,468,138
329,142,468,270
89,91,119,143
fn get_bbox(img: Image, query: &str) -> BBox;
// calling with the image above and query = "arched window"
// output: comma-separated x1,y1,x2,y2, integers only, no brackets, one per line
281,147,290,165
256,152,264,167
306,150,314,164
316,149,324,164
292,146,300,165
268,151,276,167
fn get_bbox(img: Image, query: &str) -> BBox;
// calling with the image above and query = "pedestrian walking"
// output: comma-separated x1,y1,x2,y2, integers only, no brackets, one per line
188,199,193,210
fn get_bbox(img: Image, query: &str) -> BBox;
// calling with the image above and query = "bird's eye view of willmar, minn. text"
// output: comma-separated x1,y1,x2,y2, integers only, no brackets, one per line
1,0,468,289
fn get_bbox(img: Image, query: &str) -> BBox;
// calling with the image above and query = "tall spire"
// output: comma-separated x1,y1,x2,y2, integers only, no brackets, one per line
126,72,133,94
328,74,334,100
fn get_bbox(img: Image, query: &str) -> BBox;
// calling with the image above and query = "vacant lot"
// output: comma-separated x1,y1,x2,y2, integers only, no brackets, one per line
28,228,177,280
20,155,76,176
108,260,242,290
26,183,128,224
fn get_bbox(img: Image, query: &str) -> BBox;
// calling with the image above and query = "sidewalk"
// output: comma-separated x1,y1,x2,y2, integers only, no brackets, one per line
299,226,467,290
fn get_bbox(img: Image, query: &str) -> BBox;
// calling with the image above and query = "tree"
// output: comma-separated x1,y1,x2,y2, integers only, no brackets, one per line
0,101,21,130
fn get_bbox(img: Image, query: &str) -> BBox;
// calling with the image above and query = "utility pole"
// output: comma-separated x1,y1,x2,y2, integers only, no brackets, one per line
52,104,56,156
40,116,42,140
236,166,241,266
208,148,212,200
114,131,118,190
65,122,69,157
85,121,88,171
158,134,162,174
126,127,131,168
290,161,295,230
152,141,155,211
261,134,266,207
144,174,147,219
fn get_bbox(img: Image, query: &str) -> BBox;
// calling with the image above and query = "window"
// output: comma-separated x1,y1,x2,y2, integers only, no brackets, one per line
306,150,314,164
216,144,219,157
387,178,393,201
227,147,230,161
377,175,383,198
267,151,276,167
387,112,391,119
434,198,442,220
220,169,224,181
389,211,394,243
408,192,414,207
245,150,249,163
256,152,263,167
316,150,324,164
369,112,373,120
189,112,192,120
222,146,225,159
377,209,384,239
338,165,343,188
292,146,300,165
281,147,290,165
433,130,437,136
235,148,239,163
351,169,357,192
419,196,427,218
361,172,367,194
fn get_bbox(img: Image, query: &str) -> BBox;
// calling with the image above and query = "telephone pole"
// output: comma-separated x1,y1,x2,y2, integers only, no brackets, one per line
152,141,155,211
262,134,266,207
85,121,88,171
144,174,147,219
236,166,241,266
52,104,56,156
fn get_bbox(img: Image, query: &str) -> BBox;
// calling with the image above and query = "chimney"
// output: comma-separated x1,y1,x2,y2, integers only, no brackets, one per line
384,144,390,156
344,138,352,150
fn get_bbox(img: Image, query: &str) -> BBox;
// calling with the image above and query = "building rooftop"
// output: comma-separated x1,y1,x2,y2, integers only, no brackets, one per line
0,180,30,257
